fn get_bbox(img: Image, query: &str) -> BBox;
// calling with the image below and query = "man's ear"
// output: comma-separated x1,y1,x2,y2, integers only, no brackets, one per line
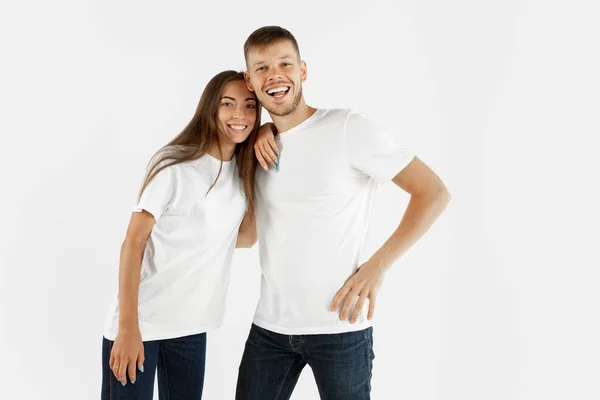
300,61,308,82
244,72,254,92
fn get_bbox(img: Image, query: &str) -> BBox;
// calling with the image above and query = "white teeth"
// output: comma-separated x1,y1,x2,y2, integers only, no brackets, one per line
229,125,247,131
267,86,289,94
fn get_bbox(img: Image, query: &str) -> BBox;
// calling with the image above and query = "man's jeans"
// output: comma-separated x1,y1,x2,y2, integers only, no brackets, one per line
236,324,375,400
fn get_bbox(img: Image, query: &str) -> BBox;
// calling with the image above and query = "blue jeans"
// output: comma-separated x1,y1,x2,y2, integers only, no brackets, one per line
236,324,375,400
101,333,206,399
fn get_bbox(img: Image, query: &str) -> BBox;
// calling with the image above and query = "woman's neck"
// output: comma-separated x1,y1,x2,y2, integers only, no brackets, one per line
207,142,236,161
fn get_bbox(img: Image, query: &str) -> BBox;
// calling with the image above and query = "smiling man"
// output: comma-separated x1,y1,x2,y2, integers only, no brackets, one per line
235,26,451,400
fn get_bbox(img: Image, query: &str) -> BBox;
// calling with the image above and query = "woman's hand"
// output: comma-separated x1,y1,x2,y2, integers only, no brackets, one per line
254,123,280,171
109,327,145,385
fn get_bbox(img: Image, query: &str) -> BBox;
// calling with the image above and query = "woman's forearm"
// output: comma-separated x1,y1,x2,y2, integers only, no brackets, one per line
117,239,145,330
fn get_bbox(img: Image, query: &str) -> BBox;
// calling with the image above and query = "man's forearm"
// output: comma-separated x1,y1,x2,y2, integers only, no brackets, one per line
372,187,451,271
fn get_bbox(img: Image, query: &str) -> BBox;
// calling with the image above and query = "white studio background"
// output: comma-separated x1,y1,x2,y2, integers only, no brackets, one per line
1,0,599,399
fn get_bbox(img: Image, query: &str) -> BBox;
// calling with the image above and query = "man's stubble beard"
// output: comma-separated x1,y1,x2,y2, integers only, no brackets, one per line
263,86,303,117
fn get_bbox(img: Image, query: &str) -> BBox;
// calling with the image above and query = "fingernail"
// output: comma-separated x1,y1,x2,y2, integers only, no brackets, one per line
140,365,144,373
121,382,126,386
131,380,135,384
275,159,279,165
273,165,278,171
276,151,280,156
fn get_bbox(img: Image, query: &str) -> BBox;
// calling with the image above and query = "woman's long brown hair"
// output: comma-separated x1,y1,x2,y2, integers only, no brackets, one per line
138,70,261,213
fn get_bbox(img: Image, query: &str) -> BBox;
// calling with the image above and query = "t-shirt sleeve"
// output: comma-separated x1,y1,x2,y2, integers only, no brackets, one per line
345,111,415,183
132,165,176,220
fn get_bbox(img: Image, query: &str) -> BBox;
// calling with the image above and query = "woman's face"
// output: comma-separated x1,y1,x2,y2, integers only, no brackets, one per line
216,80,258,146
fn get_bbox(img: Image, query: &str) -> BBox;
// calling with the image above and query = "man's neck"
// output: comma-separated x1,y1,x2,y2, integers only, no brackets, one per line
270,100,317,134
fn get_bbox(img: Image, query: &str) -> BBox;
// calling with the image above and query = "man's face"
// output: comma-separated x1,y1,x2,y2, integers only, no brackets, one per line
244,40,307,117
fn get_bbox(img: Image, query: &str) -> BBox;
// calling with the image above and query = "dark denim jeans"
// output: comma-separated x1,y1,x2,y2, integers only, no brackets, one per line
101,332,206,399
236,324,375,400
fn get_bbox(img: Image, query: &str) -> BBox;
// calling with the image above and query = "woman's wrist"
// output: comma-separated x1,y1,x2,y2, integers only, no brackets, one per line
118,319,139,331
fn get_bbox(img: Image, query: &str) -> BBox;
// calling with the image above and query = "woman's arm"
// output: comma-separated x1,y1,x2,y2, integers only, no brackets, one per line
236,210,257,248
117,211,154,329
110,210,155,385
254,122,279,171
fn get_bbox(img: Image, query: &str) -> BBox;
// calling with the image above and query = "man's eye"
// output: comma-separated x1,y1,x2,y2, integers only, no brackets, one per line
257,66,266,72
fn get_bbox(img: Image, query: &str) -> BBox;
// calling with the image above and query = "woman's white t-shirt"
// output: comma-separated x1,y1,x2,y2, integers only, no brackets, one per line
104,153,246,341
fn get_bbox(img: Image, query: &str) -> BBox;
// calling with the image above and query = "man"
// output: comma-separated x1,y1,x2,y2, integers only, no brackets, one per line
237,26,450,399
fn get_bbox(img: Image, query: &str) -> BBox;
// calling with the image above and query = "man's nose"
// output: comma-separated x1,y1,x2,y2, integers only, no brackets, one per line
266,66,284,82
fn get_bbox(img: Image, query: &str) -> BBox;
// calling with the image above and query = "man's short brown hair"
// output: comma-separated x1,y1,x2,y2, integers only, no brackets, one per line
244,26,301,63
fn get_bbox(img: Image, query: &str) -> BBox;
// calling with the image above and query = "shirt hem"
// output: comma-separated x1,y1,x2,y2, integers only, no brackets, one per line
252,318,373,335
103,324,221,342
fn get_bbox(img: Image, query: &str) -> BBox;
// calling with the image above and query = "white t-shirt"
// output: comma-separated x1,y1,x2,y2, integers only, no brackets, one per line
104,153,246,341
253,109,415,335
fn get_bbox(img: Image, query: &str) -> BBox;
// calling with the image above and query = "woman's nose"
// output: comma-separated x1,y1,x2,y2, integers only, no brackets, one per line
232,108,244,119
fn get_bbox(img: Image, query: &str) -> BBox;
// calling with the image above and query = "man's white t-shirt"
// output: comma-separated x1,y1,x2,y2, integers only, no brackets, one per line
104,153,246,341
253,108,415,335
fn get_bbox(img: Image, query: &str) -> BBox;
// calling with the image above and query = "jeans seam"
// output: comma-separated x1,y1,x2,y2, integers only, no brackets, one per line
366,328,373,395
274,355,298,400
108,340,114,400
159,345,171,400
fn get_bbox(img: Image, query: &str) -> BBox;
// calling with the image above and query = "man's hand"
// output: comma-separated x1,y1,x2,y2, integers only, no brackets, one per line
254,123,280,171
330,259,386,324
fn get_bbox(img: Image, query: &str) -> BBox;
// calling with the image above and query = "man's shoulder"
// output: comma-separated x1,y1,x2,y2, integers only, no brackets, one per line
320,108,355,119
315,108,356,127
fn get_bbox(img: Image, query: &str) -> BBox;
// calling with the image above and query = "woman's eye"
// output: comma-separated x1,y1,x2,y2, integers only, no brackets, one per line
257,66,266,72
246,104,255,109
222,102,232,107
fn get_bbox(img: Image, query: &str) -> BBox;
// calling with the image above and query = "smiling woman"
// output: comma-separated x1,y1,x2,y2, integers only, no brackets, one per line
100,70,262,399
217,83,259,151
139,71,261,208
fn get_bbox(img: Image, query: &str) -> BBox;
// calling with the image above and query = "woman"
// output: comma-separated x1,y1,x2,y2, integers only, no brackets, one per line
101,70,261,399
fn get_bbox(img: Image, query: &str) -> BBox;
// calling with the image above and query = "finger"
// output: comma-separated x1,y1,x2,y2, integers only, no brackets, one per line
367,294,377,320
117,359,128,385
260,142,277,167
351,292,369,324
254,145,268,170
263,140,278,164
137,348,145,373
330,283,352,311
109,349,115,371
110,354,120,378
340,288,361,321
128,357,137,384
268,136,280,157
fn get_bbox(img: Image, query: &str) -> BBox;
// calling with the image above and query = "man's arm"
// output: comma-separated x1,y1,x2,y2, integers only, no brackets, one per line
330,156,451,323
